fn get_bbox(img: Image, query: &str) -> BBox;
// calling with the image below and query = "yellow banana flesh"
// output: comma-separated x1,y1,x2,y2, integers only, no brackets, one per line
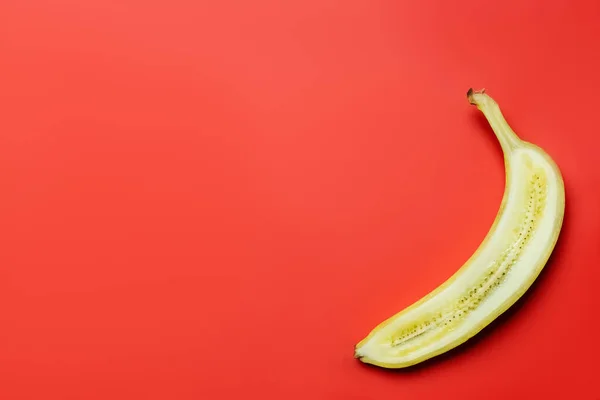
354,89,565,369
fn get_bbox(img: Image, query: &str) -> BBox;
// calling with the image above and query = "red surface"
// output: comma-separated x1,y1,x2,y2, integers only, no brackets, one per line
1,1,599,399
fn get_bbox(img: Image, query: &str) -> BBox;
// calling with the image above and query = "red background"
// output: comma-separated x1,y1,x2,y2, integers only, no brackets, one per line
1,1,599,399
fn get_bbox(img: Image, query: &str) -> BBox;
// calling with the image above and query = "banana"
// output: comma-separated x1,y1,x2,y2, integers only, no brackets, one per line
354,88,565,369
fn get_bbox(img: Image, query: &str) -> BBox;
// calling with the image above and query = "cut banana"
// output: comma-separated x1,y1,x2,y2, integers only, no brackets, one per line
354,88,565,369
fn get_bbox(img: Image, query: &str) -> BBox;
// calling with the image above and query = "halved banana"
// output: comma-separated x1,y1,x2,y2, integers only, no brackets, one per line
354,89,565,369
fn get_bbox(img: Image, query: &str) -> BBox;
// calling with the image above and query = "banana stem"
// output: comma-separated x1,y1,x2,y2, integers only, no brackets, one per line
467,88,522,154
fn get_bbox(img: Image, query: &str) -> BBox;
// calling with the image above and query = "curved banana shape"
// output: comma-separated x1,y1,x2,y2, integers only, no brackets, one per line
354,89,565,369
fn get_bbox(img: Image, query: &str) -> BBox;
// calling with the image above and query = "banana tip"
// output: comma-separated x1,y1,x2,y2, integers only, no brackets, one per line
467,87,486,105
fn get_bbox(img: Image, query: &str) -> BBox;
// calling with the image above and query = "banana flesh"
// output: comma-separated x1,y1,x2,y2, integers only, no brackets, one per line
354,89,565,369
